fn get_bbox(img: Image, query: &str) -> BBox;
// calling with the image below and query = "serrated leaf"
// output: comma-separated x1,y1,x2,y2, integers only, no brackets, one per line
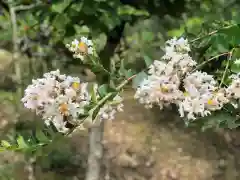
132,71,148,89
16,136,28,149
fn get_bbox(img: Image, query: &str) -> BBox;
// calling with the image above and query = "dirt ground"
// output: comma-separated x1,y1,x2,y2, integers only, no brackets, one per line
1,90,240,180
101,90,240,180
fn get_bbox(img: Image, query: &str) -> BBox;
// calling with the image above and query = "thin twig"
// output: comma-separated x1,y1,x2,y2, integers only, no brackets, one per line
90,74,137,124
190,52,231,73
9,3,41,95
9,5,23,105
14,4,40,12
190,24,237,43
219,48,235,87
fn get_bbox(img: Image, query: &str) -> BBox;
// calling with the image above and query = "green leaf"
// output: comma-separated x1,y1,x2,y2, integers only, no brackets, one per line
132,71,148,89
92,107,101,123
168,27,185,37
201,111,239,131
143,55,153,67
0,31,12,41
117,5,149,16
16,136,28,149
124,69,135,79
210,34,229,53
220,25,240,46
231,59,240,73
97,84,108,98
52,14,70,30
51,0,72,13
1,140,11,148
89,83,98,103
142,31,154,42
231,64,240,73
36,130,50,143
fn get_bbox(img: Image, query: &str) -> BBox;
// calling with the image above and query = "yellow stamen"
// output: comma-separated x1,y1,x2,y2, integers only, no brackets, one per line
72,82,80,90
183,91,189,96
32,95,38,100
59,103,68,115
78,42,88,53
207,99,216,105
160,85,169,93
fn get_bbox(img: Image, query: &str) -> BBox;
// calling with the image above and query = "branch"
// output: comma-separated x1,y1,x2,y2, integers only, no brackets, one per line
13,4,39,12
90,74,136,124
190,52,231,73
9,5,22,102
219,48,235,87
84,74,136,180
8,2,41,99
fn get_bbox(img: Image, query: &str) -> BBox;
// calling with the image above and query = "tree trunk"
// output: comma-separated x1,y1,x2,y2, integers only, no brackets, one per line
85,121,104,180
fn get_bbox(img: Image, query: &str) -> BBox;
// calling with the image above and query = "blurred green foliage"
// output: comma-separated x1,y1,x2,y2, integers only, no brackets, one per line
1,0,240,179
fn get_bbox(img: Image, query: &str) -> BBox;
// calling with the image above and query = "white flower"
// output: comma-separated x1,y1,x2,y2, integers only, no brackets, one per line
65,88,77,99
22,70,125,132
97,94,124,121
183,71,217,97
165,37,191,53
135,74,183,109
226,73,240,99
21,70,92,133
66,39,78,52
88,47,94,54
135,37,230,122
148,60,167,76
203,89,229,111
66,37,94,61
178,71,229,120
178,96,210,120
73,53,84,60
52,115,69,133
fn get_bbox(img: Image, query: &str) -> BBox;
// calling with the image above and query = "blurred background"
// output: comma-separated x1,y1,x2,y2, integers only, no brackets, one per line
1,0,240,179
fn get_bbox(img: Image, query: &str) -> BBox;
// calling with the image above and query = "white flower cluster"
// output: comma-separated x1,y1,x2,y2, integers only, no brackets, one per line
22,70,123,133
226,73,240,106
135,37,196,111
179,71,229,120
98,95,124,121
66,36,94,61
134,37,238,120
